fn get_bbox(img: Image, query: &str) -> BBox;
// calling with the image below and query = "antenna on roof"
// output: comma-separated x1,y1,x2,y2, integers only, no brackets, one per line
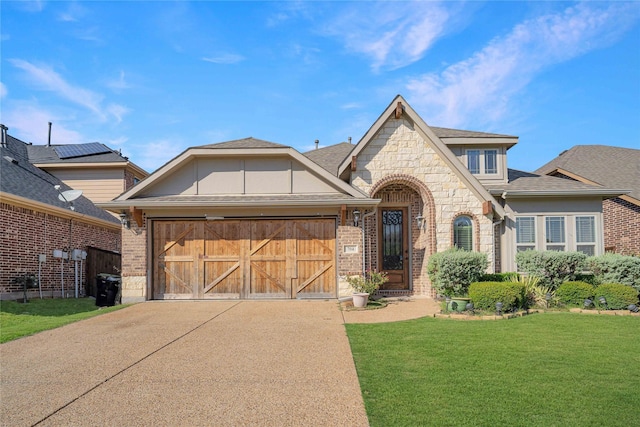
48,122,52,146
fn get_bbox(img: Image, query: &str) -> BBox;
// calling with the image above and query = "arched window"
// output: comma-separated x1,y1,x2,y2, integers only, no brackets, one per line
453,216,473,251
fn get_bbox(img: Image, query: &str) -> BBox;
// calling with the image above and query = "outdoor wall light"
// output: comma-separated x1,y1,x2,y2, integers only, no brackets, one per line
495,302,503,316
584,299,593,308
415,214,426,231
119,212,130,230
628,304,639,313
352,209,360,227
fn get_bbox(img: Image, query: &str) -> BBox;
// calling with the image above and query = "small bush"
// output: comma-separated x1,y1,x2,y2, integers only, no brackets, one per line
587,254,640,291
515,250,587,288
594,283,639,310
478,272,518,282
427,248,488,297
468,281,526,312
555,281,595,306
574,273,599,286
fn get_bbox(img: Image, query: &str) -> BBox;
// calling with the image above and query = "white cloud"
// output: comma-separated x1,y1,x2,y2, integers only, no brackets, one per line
57,2,87,22
106,70,131,91
0,82,7,98
202,53,245,64
406,2,640,128
322,2,451,72
9,59,127,123
2,102,84,145
132,139,186,172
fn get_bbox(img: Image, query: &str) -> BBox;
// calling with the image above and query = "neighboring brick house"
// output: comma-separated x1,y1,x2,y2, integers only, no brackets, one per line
0,127,135,300
535,145,639,255
98,95,626,302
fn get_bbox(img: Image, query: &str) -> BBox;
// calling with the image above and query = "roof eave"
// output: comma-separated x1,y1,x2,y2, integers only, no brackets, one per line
97,197,382,212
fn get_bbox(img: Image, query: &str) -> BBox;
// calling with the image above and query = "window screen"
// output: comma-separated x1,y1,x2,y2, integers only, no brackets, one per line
516,217,536,251
545,216,565,251
467,150,480,174
484,150,498,174
576,216,596,255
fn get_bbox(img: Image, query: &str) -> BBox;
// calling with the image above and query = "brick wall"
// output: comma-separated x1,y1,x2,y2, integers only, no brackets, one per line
603,197,640,255
120,215,147,302
0,202,120,298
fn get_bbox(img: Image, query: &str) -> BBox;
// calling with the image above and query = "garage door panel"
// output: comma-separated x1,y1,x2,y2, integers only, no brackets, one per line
153,219,335,300
250,261,287,297
203,260,241,298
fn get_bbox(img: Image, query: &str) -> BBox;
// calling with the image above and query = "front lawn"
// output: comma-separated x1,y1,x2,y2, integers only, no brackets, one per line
346,313,639,426
0,298,128,343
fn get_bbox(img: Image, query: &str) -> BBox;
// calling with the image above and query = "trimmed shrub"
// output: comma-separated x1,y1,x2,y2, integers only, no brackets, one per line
515,250,587,288
478,272,518,282
555,281,595,306
594,283,639,310
468,281,526,312
427,248,488,297
573,273,599,286
587,254,640,291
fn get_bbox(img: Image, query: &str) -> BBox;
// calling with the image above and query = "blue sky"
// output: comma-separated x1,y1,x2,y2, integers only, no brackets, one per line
2,1,639,173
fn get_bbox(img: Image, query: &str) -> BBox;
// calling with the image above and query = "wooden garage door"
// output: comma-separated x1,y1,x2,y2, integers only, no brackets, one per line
153,219,335,299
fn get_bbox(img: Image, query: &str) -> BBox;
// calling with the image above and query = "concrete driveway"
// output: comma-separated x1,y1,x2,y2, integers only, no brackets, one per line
1,301,369,426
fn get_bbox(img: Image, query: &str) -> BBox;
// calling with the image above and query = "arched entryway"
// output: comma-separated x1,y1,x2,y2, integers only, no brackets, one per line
369,175,435,295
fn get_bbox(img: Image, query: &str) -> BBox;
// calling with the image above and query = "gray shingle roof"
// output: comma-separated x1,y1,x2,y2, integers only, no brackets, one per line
534,145,639,201
485,168,626,196
27,143,129,164
197,137,289,149
303,142,355,175
1,135,119,224
431,127,516,139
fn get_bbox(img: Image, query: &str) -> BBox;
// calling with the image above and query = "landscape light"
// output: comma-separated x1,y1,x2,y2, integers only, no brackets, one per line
584,299,593,308
628,304,639,313
598,296,607,309
496,302,503,316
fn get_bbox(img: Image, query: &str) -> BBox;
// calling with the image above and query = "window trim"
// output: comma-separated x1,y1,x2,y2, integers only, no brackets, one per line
466,149,499,175
453,215,474,251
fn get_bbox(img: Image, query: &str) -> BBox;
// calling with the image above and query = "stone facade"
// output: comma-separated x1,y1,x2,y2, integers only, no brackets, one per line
347,116,494,295
120,217,147,302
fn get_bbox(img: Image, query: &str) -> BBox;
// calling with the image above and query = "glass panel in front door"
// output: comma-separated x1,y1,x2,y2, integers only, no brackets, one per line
382,210,403,270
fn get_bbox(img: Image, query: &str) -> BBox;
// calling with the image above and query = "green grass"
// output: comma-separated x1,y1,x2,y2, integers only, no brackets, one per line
0,298,129,343
346,313,640,427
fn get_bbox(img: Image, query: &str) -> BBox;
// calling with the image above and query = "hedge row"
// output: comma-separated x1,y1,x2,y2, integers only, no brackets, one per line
468,282,526,312
555,281,638,309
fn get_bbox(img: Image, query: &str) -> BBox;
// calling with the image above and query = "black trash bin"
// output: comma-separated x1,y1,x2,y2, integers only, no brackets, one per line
96,274,121,307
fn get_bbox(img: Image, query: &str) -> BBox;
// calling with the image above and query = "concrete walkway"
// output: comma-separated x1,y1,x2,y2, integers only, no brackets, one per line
1,301,369,427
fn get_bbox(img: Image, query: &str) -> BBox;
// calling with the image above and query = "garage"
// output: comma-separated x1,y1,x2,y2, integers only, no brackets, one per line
152,218,336,299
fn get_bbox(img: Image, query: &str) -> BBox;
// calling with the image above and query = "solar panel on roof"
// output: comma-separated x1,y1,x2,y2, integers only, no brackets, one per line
54,143,111,159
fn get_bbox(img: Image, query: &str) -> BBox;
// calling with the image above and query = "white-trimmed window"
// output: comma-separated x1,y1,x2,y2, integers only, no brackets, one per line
545,216,566,251
576,216,596,256
453,216,473,251
516,217,536,252
467,149,498,175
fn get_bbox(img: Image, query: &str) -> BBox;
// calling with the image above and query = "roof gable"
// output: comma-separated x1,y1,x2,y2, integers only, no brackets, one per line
534,145,639,203
338,95,505,217
106,139,373,209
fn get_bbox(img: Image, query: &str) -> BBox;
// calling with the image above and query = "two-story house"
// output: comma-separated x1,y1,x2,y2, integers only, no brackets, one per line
98,95,626,302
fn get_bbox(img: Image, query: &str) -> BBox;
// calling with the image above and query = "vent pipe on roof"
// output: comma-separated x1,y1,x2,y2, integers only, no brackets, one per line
348,136,352,144
0,124,7,147
315,139,319,150
48,122,52,146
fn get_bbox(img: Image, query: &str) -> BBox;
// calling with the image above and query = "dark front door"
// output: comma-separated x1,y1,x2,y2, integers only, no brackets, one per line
378,208,409,291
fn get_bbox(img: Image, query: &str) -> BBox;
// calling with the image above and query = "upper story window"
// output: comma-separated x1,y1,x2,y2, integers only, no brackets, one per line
453,215,473,251
466,149,498,175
